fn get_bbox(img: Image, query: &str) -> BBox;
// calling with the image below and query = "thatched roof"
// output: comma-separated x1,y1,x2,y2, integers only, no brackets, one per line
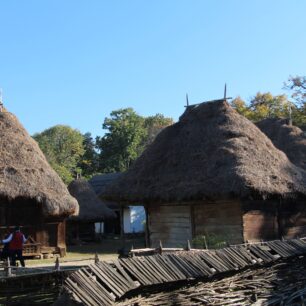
101,100,306,204
68,179,115,221
0,110,78,217
89,173,123,209
257,118,306,171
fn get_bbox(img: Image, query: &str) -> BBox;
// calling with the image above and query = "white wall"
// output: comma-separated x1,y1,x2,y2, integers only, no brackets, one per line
94,222,104,234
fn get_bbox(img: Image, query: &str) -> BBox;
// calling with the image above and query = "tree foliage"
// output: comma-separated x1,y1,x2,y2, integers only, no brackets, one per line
78,132,99,178
96,108,147,173
33,125,85,184
231,89,306,129
96,108,174,173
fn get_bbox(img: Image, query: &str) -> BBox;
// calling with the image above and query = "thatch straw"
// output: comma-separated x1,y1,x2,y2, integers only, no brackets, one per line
257,118,306,170
102,101,306,204
68,179,115,221
89,173,122,209
0,111,79,216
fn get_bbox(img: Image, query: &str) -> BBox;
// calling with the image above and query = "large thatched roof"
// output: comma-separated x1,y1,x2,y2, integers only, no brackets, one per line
0,110,78,217
257,118,306,171
68,179,115,221
102,100,306,204
89,173,122,209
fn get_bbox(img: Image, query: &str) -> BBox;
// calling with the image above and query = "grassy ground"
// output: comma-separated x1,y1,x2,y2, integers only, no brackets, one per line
26,235,146,267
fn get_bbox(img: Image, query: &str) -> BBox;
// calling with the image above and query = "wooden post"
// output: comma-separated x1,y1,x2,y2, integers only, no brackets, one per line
145,205,150,248
203,235,208,250
54,257,60,271
94,253,99,264
158,240,163,255
120,205,124,238
186,240,191,251
6,257,12,277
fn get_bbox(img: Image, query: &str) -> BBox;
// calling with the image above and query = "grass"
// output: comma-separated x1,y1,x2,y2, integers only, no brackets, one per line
25,235,145,267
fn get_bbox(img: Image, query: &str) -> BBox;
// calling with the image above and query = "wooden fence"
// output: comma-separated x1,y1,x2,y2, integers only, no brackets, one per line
62,238,306,306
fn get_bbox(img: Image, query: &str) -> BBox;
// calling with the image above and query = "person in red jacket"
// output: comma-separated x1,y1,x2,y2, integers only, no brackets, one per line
1,226,27,267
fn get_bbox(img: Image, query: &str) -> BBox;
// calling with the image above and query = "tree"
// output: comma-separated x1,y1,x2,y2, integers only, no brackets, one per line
230,97,252,118
231,93,291,122
143,114,174,146
284,76,306,128
284,76,306,106
96,109,174,173
78,132,99,178
33,125,85,184
96,108,147,173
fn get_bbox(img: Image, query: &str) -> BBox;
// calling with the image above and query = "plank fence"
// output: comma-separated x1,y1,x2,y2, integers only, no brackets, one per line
63,237,306,306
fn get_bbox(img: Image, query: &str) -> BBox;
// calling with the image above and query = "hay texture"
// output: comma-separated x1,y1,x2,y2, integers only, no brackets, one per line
0,111,79,216
102,101,306,204
68,178,115,221
257,118,306,171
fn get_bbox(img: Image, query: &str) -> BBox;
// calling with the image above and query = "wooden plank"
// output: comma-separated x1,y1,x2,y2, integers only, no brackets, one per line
89,264,125,297
111,260,137,288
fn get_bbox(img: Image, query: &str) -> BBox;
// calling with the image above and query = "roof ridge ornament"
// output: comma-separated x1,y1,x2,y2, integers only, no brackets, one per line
185,84,232,108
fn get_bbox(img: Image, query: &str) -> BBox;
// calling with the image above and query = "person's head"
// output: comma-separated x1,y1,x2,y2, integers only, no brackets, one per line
14,226,20,232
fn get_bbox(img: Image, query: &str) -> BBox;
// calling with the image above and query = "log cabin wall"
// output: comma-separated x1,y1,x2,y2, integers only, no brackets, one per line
147,205,192,248
192,201,244,245
278,201,306,239
242,200,279,242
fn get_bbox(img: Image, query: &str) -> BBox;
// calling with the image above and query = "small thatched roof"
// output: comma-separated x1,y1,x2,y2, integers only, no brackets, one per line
101,100,306,204
257,118,306,171
89,173,122,209
68,179,115,222
0,110,78,217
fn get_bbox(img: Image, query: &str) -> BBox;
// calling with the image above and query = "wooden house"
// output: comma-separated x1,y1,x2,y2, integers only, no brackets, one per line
0,110,79,256
67,178,115,242
257,118,306,170
101,100,306,247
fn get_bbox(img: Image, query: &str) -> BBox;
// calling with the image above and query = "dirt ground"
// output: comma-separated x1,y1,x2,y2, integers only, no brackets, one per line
25,235,146,268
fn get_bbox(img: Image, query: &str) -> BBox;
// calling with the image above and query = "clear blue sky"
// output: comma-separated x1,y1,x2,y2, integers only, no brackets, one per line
1,1,305,137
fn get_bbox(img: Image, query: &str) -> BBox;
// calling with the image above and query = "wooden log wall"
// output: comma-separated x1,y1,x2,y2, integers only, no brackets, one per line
193,201,243,245
242,200,279,242
148,205,192,248
279,201,306,239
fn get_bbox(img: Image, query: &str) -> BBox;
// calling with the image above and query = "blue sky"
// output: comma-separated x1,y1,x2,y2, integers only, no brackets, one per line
1,1,305,137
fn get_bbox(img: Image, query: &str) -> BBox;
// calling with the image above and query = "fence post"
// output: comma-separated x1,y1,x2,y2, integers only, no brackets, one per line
54,257,60,271
203,235,208,250
158,240,163,255
94,253,99,264
6,257,12,277
186,240,191,251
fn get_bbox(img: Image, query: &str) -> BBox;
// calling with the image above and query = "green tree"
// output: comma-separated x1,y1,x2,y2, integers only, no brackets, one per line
96,109,174,173
33,125,85,184
284,76,306,106
96,108,147,172
284,76,306,128
230,96,252,118
78,132,99,178
143,114,174,146
231,93,291,122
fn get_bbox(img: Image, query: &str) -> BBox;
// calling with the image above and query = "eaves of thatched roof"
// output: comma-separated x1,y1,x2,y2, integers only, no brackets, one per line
0,111,79,217
89,173,122,209
257,118,306,171
101,101,306,204
68,179,115,222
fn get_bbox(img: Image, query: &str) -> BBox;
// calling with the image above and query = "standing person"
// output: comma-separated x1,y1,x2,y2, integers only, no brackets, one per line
1,226,27,267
